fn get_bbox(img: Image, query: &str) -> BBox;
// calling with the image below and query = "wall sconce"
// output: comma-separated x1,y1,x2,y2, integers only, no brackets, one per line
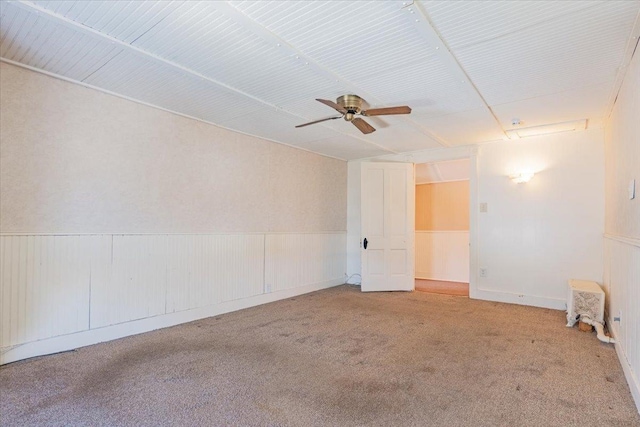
510,172,534,183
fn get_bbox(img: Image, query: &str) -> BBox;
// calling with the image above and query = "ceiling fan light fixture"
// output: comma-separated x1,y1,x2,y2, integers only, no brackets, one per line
295,95,412,134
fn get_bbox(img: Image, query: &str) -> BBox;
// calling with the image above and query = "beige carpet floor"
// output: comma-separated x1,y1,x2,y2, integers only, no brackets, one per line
1,285,638,427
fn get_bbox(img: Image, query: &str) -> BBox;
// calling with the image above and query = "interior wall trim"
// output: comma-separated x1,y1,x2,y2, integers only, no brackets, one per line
605,11,640,119
415,230,469,233
604,234,640,248
0,231,348,237
473,288,566,311
416,179,470,185
609,313,640,413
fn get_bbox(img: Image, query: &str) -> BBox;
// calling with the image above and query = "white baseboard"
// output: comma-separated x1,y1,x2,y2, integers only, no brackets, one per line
1,278,343,365
471,287,566,311
609,315,640,414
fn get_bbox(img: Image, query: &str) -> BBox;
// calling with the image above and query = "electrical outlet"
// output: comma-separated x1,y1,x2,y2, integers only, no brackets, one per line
265,283,272,293
479,268,487,278
479,202,488,213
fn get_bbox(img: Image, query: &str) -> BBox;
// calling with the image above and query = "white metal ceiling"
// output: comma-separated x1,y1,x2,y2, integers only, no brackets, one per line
1,0,639,160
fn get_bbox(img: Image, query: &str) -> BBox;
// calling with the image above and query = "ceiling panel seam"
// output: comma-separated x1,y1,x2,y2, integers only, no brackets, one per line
9,0,396,156
127,3,175,45
219,1,449,149
448,1,604,51
414,1,508,138
487,80,615,106
605,8,640,119
1,6,33,59
4,1,268,106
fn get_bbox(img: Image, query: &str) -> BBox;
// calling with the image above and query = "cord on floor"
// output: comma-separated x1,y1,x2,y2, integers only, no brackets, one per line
345,273,362,286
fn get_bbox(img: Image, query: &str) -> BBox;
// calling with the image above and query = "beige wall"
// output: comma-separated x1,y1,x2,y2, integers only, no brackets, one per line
0,62,346,233
476,129,604,306
605,50,639,240
0,62,348,363
415,181,469,231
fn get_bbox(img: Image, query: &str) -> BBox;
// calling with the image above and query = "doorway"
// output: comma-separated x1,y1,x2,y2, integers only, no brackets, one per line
414,159,470,296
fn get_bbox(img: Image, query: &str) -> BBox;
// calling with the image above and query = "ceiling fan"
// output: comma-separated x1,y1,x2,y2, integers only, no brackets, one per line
295,94,411,134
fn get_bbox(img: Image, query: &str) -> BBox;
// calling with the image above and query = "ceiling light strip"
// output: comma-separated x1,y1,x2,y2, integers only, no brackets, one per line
504,119,587,139
8,0,396,156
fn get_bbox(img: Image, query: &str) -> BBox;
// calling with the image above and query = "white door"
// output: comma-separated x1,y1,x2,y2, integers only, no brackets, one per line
361,162,415,292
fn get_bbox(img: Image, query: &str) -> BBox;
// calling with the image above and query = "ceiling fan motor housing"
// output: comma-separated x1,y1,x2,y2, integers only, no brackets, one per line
295,95,410,133
337,94,363,121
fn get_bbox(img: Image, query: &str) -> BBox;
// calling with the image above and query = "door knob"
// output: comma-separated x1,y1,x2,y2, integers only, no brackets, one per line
363,238,368,249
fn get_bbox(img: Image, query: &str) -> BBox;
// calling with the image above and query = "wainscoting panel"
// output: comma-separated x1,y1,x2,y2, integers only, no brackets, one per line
91,235,169,329
0,232,346,364
265,233,346,292
165,234,265,313
415,231,469,282
0,235,91,347
604,235,640,409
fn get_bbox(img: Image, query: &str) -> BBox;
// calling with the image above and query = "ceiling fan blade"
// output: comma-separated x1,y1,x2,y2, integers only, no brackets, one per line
295,116,342,128
316,98,347,113
362,106,412,116
352,118,376,134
